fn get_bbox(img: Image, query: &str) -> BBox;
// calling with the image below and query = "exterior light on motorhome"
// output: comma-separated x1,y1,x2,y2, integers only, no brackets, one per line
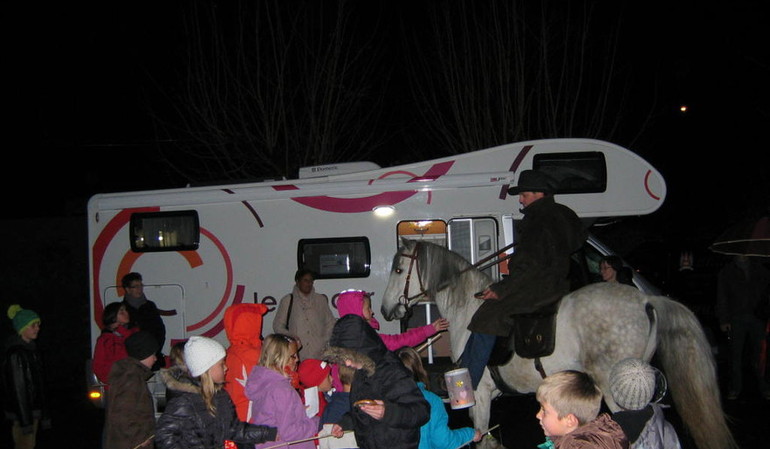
373,205,395,217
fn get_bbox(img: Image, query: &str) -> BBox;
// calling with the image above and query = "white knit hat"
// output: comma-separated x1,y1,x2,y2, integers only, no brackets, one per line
184,336,226,377
609,358,656,411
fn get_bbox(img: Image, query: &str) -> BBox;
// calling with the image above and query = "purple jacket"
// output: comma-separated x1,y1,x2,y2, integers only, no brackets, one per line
246,365,320,449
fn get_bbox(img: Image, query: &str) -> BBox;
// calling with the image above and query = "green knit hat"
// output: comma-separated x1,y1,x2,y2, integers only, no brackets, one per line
7,304,41,334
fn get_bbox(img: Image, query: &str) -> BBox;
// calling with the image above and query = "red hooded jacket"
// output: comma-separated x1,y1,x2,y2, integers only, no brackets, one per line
223,303,268,422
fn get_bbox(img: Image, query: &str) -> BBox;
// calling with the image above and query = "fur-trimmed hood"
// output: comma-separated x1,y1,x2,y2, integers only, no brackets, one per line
160,365,200,394
322,345,376,376
322,314,388,375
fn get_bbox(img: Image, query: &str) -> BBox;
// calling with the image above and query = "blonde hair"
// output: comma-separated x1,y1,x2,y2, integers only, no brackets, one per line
259,334,298,375
396,346,429,386
536,370,602,425
169,341,187,370
337,363,356,386
199,369,221,416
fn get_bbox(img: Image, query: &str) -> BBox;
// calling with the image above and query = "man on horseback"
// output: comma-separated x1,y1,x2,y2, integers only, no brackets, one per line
459,169,587,388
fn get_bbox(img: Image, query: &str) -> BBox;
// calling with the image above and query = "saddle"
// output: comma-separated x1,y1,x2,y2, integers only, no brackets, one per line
488,300,560,365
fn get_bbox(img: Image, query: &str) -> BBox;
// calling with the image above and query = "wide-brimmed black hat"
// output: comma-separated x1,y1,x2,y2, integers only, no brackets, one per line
507,170,557,195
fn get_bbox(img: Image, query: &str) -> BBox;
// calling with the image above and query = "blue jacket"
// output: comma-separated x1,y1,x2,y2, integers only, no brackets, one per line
322,390,351,425
416,383,475,449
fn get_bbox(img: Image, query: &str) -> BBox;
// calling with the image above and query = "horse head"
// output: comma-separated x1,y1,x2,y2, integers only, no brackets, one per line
381,238,491,322
381,238,424,321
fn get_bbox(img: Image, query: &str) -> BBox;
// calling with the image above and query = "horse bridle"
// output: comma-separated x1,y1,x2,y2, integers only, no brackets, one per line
396,241,517,308
397,242,428,307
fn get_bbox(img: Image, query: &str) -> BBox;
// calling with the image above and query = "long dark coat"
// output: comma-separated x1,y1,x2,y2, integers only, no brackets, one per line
322,315,430,449
468,195,586,336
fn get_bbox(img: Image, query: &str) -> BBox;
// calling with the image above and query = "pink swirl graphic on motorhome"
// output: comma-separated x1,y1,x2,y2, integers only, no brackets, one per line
274,161,454,213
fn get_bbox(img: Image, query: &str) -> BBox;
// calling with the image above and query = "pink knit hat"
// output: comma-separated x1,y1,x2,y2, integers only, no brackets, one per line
337,289,379,330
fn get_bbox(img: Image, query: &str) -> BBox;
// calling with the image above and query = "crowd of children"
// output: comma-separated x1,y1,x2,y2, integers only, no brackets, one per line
4,283,686,449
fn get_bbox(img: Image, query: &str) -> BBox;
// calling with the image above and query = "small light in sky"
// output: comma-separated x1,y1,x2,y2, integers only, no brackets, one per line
679,105,688,113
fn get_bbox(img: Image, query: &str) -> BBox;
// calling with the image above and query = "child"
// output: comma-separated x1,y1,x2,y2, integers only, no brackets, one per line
396,346,481,449
535,370,628,449
223,303,269,422
103,330,159,449
322,314,430,449
156,336,278,449
321,363,355,426
336,289,449,350
246,334,321,449
93,302,138,384
609,358,681,449
160,340,193,403
2,304,49,449
332,290,449,391
298,358,334,422
318,364,358,449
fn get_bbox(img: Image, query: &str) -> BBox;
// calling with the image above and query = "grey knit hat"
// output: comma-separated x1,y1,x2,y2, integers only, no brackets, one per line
609,358,656,410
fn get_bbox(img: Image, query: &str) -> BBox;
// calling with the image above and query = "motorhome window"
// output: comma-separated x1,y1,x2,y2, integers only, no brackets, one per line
397,220,447,246
298,237,370,279
533,152,607,194
130,211,200,252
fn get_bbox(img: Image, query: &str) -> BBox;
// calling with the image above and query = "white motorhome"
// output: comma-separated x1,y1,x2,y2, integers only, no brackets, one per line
86,138,665,406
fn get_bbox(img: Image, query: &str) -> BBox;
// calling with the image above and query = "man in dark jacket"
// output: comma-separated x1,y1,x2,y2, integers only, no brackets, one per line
323,315,430,449
460,170,587,388
716,255,770,400
121,272,166,370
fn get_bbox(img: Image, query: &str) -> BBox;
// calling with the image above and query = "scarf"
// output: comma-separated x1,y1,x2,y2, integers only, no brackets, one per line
125,293,148,309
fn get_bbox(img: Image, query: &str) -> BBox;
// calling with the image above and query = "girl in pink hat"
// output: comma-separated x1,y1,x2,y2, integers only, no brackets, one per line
331,290,449,392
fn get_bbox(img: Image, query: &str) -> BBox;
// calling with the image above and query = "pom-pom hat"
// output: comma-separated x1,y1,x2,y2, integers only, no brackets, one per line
298,358,331,388
7,304,40,334
609,358,656,411
185,336,226,377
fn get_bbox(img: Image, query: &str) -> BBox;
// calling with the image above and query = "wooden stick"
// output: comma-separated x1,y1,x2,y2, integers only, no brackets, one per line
132,435,155,449
415,333,442,353
452,424,500,449
261,431,353,449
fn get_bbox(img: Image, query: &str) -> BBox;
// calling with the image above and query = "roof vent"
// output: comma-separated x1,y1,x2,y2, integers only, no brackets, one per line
298,161,381,179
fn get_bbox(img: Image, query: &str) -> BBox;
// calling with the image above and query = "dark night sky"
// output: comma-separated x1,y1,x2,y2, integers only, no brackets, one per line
5,1,769,241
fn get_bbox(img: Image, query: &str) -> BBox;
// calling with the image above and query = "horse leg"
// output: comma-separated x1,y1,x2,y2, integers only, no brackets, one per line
470,368,505,449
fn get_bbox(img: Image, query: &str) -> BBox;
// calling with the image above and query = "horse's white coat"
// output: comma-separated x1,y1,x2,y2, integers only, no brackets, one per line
381,240,737,449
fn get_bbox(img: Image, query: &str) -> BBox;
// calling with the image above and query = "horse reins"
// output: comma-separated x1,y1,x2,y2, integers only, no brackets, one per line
397,241,517,307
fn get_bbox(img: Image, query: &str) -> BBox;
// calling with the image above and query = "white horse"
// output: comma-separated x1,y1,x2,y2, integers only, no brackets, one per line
381,239,736,449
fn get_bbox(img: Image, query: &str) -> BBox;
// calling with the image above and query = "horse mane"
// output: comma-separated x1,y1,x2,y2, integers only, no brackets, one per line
399,239,490,299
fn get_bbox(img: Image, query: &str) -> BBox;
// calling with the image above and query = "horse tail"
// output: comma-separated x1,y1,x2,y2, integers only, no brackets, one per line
649,296,738,449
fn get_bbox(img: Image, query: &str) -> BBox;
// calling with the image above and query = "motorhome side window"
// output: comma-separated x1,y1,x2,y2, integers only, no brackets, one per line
533,151,607,194
130,211,200,252
298,237,371,279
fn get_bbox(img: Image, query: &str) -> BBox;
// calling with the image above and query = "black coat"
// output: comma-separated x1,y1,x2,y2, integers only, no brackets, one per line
469,195,586,335
323,315,430,449
1,335,47,431
155,371,277,449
